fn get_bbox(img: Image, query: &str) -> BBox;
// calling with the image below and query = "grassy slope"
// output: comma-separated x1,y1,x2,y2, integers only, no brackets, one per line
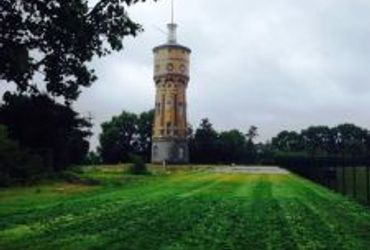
0,166,370,250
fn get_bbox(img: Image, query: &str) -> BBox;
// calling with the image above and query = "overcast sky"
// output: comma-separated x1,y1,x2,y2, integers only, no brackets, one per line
5,0,370,149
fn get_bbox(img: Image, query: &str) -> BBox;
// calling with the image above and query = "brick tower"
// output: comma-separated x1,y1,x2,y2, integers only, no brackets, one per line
151,20,191,164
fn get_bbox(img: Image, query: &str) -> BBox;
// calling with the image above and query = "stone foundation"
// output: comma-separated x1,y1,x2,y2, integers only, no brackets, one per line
151,138,189,164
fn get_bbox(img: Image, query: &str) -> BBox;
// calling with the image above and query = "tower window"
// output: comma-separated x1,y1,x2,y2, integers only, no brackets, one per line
167,63,174,72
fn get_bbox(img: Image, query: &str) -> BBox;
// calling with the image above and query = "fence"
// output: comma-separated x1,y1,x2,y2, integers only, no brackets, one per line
276,157,370,206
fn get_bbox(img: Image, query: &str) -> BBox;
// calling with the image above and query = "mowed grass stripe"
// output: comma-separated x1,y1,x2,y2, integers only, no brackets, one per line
0,172,217,230
280,176,370,249
158,175,298,250
0,173,227,249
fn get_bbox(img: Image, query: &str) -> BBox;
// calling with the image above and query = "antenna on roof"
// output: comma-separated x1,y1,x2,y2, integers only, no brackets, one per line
167,0,177,44
171,0,174,24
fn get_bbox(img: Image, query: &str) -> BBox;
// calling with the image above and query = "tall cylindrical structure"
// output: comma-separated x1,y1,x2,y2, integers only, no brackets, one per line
151,23,191,164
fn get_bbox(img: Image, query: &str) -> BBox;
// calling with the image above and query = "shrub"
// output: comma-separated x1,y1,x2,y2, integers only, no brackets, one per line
0,125,44,186
128,155,148,175
84,151,102,165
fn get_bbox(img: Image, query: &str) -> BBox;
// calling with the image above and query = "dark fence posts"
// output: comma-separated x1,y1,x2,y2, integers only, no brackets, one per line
342,165,346,196
277,156,370,206
353,163,357,199
367,165,370,204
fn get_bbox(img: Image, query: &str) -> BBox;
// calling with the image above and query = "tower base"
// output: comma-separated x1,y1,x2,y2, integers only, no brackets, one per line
151,138,189,164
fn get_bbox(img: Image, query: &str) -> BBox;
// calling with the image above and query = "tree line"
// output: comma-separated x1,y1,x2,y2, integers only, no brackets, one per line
93,115,260,165
270,124,370,157
95,113,370,165
189,119,258,164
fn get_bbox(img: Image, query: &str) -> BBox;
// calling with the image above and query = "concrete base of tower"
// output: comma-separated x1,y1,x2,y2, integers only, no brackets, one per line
151,138,189,164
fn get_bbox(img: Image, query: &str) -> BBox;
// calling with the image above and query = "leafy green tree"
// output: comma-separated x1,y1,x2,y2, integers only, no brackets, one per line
137,110,155,161
0,93,91,171
1,0,153,103
366,133,370,154
272,131,304,152
271,124,370,159
99,110,154,164
246,125,258,143
218,130,246,164
0,125,44,185
99,111,138,164
190,119,219,164
332,124,368,157
301,126,333,156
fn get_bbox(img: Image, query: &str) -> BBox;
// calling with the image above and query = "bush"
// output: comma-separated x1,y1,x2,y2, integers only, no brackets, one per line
0,125,45,186
128,155,148,175
84,151,102,165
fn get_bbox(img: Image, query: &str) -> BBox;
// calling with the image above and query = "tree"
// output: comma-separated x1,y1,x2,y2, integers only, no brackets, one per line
301,126,332,156
218,130,246,164
137,110,155,161
98,110,154,164
246,125,258,143
332,124,368,157
1,0,153,103
270,124,370,159
190,119,219,164
272,131,304,152
0,124,44,185
99,111,138,164
0,93,91,171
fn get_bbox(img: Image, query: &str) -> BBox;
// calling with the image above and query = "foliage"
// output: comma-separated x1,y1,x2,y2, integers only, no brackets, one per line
99,110,154,164
0,0,153,103
218,130,248,164
84,151,102,165
271,131,304,152
271,124,370,157
0,93,91,172
190,119,258,164
0,125,44,185
0,169,369,249
190,119,219,164
128,154,148,175
245,125,258,142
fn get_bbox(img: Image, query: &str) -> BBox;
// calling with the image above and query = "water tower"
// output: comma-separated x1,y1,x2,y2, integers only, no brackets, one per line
151,2,191,164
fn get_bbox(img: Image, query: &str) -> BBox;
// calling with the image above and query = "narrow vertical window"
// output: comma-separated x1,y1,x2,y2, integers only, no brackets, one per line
174,94,178,126
161,94,165,126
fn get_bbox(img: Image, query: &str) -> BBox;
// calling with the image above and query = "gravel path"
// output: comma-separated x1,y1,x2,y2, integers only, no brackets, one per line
214,166,290,174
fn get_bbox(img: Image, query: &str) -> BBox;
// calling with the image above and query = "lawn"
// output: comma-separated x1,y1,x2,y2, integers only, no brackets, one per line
0,166,370,250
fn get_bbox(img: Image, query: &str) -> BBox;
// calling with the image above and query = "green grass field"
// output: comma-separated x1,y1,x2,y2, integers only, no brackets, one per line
1,166,370,250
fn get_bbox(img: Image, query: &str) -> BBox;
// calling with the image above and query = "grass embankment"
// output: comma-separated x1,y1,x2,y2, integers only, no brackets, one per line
0,165,370,250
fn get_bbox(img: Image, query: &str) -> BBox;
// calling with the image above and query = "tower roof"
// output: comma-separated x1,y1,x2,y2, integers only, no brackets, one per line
153,0,191,53
153,23,191,53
